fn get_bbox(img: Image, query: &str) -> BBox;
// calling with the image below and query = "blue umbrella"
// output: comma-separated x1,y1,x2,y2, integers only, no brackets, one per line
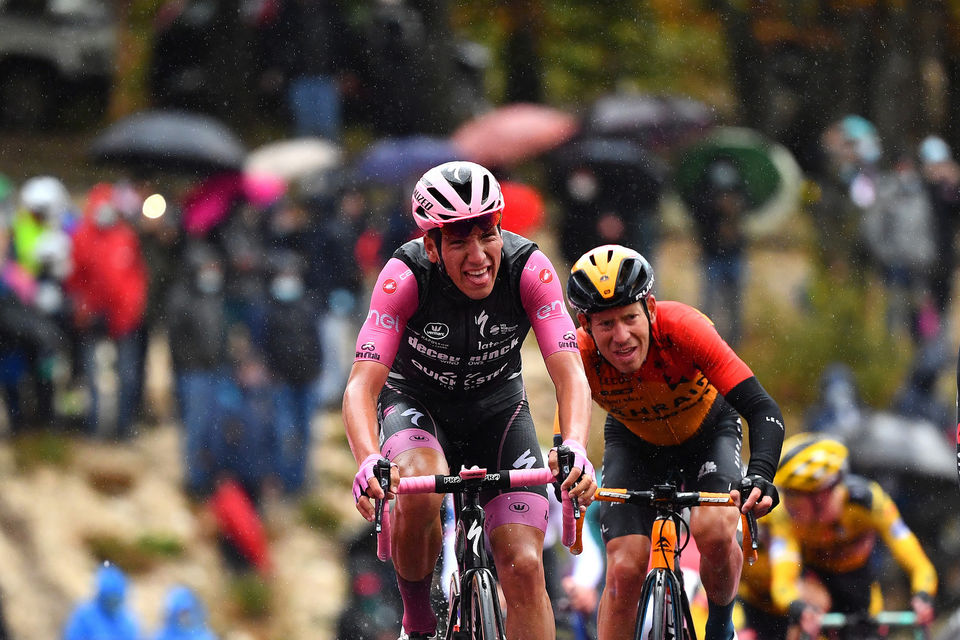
352,136,461,184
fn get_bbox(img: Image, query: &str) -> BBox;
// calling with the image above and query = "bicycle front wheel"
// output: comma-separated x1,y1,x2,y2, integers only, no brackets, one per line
636,570,687,640
466,569,505,640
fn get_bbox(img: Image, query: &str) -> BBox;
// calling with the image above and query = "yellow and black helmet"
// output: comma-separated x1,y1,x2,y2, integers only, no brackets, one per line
775,432,849,493
566,245,655,315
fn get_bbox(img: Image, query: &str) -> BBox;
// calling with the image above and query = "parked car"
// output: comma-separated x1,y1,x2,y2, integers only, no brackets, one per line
0,0,116,130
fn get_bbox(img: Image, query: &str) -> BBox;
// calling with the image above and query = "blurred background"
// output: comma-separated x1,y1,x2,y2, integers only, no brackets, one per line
0,0,959,638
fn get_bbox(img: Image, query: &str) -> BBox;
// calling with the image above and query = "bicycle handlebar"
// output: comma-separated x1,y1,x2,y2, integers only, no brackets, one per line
595,484,759,564
374,457,582,561
395,467,556,494
818,610,919,628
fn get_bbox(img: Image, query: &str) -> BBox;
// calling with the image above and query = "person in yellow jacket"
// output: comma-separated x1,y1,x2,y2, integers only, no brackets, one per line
737,506,819,639
746,433,937,638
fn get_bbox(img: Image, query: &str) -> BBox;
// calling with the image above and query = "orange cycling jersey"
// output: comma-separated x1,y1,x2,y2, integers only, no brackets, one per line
578,301,754,446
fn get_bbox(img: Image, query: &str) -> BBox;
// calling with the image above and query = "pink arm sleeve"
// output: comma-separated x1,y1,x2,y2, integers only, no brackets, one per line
519,250,578,359
354,258,419,368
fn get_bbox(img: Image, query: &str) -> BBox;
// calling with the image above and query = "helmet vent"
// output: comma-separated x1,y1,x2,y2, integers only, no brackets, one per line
449,180,473,207
481,174,491,203
427,186,455,212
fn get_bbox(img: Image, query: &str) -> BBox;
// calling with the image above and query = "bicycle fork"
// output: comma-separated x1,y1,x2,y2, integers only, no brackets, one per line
637,516,692,640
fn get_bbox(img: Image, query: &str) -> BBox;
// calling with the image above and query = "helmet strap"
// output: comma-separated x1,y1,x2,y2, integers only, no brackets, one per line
426,228,446,275
641,299,652,325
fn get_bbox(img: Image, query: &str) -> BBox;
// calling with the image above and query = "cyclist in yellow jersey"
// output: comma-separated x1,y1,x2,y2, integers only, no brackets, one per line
773,433,937,633
737,507,820,639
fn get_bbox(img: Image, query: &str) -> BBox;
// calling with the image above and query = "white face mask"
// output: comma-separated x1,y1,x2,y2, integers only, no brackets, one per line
567,170,598,202
195,269,223,294
94,204,119,228
270,275,304,302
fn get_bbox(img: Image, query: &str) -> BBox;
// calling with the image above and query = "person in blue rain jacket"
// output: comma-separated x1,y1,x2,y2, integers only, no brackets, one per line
152,586,216,640
63,563,141,640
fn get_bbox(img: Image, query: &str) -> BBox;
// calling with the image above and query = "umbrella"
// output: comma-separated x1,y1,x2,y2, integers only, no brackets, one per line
181,171,286,237
352,136,460,184
500,181,545,237
674,127,802,239
451,103,579,168
849,411,955,482
552,136,667,196
208,478,271,576
88,109,247,175
244,137,342,183
585,93,714,152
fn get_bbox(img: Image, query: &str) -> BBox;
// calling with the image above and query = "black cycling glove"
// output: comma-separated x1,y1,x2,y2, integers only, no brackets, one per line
739,474,780,511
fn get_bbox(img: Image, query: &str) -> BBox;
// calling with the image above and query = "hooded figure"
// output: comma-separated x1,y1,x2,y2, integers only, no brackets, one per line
152,586,216,640
63,563,141,640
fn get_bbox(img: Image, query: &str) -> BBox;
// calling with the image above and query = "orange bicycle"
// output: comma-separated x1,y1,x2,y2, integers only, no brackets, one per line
595,482,758,640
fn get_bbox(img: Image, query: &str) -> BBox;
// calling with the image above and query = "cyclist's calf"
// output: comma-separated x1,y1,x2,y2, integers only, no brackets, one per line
489,524,554,639
690,506,742,605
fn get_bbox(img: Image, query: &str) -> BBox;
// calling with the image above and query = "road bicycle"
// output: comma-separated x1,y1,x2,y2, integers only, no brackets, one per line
373,446,583,640
799,610,928,640
594,482,759,640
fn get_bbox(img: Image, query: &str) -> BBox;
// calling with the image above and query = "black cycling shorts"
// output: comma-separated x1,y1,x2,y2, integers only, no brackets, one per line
377,381,548,507
808,563,875,614
739,600,789,640
599,403,743,543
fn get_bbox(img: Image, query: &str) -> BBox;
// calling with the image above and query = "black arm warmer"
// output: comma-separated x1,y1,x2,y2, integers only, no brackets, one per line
725,376,785,482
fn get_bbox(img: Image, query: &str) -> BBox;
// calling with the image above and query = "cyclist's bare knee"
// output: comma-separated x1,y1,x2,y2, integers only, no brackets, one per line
393,446,448,477
605,535,650,591
490,524,545,586
690,505,739,559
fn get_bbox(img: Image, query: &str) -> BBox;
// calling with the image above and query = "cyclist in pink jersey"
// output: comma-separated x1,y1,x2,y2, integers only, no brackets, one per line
344,161,597,640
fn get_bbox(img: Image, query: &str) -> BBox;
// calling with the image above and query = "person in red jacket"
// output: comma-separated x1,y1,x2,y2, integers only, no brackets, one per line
66,183,149,439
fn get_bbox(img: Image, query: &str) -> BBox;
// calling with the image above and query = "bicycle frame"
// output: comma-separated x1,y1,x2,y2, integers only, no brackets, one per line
596,483,758,640
374,450,581,640
636,511,696,640
445,467,506,640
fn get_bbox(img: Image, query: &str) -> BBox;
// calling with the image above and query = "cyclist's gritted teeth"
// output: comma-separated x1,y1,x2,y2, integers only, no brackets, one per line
611,343,638,364
465,265,492,286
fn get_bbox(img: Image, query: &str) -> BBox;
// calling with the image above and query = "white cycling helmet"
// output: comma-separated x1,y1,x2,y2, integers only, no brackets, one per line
20,176,71,221
411,161,504,232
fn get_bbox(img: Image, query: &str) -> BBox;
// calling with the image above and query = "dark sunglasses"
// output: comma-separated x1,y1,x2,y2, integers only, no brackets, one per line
442,211,502,239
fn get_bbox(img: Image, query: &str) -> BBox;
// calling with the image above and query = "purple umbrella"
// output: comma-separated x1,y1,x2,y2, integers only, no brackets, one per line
352,136,461,184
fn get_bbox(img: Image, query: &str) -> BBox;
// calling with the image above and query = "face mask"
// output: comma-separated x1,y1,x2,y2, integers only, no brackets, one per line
94,204,119,228
567,170,598,202
271,275,304,302
195,269,223,294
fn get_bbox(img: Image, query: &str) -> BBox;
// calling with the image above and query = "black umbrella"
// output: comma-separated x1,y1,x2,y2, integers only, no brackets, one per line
584,93,714,152
552,136,667,196
89,109,247,175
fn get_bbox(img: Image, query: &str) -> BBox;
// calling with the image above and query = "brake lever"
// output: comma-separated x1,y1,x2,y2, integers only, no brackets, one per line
557,444,580,520
374,457,391,533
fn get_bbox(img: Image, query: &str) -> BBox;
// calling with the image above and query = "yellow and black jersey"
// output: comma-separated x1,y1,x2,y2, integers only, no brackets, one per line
779,475,936,596
738,512,803,615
